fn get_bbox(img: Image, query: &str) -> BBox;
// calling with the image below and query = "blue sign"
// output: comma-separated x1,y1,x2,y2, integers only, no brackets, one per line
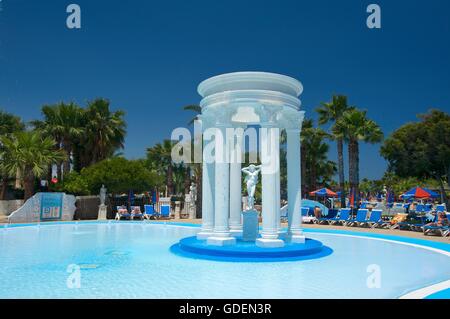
40,193,63,221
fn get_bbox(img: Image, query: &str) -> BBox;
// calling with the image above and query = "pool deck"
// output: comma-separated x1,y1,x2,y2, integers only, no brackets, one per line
1,216,448,244
163,218,450,244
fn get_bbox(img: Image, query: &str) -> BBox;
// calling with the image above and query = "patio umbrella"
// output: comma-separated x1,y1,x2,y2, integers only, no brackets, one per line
309,188,338,197
400,187,439,199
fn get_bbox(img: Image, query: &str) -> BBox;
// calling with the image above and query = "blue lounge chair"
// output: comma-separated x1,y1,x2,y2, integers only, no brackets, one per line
316,210,338,224
115,205,131,220
396,213,436,231
130,206,143,220
346,209,368,227
436,204,446,212
160,205,171,219
324,208,351,226
364,210,383,228
371,218,390,229
301,207,311,216
143,205,156,220
423,213,450,236
334,208,351,225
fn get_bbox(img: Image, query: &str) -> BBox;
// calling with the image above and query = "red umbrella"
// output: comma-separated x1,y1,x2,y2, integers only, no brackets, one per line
400,187,439,199
309,188,338,197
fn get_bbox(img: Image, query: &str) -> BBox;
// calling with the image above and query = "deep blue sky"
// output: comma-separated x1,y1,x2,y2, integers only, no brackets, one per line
1,0,449,180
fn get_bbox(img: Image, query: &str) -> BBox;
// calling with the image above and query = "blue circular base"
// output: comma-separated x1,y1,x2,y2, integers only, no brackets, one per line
170,236,332,262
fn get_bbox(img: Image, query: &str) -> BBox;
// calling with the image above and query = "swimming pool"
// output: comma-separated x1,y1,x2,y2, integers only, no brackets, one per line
0,221,449,299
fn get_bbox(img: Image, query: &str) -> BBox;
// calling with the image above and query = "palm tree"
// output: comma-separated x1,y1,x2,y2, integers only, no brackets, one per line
183,105,202,125
0,111,24,199
316,95,352,207
335,109,383,202
301,120,336,192
32,103,84,180
147,140,176,196
0,131,66,200
183,104,203,217
81,98,127,166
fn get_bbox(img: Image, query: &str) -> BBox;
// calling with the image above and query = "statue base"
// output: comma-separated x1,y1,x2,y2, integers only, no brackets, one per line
98,204,107,220
256,238,285,248
207,236,236,246
242,210,259,242
288,230,306,244
171,236,329,262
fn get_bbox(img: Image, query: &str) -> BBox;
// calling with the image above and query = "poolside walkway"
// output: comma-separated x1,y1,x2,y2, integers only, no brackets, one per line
162,218,450,244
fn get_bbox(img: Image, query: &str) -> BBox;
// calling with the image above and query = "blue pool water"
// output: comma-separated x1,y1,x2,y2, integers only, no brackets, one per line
0,222,449,299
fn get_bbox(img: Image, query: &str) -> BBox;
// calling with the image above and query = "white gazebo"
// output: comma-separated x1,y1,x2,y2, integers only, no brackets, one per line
195,72,305,248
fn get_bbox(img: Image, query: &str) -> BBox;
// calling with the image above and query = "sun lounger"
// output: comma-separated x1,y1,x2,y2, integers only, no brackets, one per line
364,210,383,228
115,206,131,220
395,213,436,231
346,209,368,227
423,224,449,236
130,206,143,220
160,205,171,219
301,207,316,223
423,213,450,236
143,205,156,220
325,208,351,226
316,210,338,224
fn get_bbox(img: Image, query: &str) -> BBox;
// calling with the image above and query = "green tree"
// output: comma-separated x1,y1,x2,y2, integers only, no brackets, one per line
80,158,162,195
75,99,127,169
0,110,25,199
52,172,90,196
300,119,337,193
183,104,202,125
381,109,450,204
0,131,66,200
316,95,353,207
147,140,176,196
182,104,203,217
32,103,84,179
335,109,383,200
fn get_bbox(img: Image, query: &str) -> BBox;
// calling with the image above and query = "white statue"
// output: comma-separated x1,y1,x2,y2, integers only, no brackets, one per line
100,184,107,206
189,183,197,202
187,182,197,219
241,164,261,211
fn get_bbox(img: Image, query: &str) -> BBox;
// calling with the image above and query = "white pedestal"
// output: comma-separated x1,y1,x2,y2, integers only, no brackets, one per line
196,231,214,240
288,233,306,244
256,238,285,248
207,236,236,246
174,201,181,220
242,210,259,241
97,204,107,220
188,206,196,219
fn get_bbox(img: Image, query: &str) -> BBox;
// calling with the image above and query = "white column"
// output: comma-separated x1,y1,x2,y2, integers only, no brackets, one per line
207,125,236,246
256,125,284,248
275,130,285,239
287,127,305,243
229,127,244,235
197,134,215,239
